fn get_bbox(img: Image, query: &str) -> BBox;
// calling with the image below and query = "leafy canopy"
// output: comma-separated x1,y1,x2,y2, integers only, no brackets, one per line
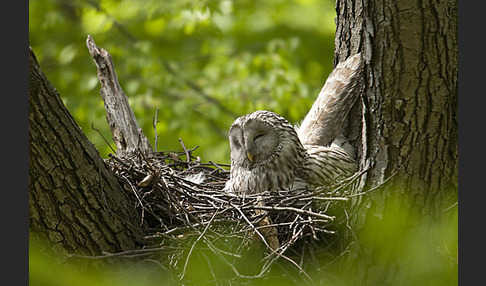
29,0,336,163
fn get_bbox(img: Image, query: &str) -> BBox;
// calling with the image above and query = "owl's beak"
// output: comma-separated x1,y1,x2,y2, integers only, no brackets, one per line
246,151,254,162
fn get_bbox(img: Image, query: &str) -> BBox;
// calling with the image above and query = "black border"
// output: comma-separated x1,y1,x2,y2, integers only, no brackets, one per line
458,1,483,286
3,0,29,285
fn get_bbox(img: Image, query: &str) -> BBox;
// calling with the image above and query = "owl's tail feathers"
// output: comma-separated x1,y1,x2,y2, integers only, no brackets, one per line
297,53,364,147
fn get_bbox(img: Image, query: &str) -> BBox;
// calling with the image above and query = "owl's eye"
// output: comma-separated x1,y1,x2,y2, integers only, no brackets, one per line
254,133,265,142
232,138,241,149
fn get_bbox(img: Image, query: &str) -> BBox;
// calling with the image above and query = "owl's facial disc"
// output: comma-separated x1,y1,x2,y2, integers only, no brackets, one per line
229,125,247,166
244,132,263,162
242,119,279,166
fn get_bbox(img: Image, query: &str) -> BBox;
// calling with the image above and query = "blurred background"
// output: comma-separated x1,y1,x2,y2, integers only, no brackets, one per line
29,1,457,285
29,0,337,163
29,192,458,286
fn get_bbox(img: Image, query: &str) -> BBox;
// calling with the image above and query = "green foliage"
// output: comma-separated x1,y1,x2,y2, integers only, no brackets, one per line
29,0,336,163
29,1,457,285
29,192,458,285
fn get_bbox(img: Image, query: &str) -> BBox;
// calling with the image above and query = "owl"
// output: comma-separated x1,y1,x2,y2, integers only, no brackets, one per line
224,110,357,195
224,54,362,196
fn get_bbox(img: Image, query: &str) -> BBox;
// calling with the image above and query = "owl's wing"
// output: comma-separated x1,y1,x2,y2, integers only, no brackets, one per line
303,144,358,188
297,53,363,147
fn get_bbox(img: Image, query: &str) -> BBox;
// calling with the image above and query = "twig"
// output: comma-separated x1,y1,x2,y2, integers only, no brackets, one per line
67,247,168,260
247,205,335,221
180,211,219,280
104,141,356,283
153,108,159,152
121,174,145,226
443,201,458,212
91,123,116,154
347,170,397,198
178,138,191,163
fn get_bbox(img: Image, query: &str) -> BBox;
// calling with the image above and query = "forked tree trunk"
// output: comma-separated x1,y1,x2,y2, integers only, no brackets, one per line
335,0,458,216
28,0,457,264
29,48,144,255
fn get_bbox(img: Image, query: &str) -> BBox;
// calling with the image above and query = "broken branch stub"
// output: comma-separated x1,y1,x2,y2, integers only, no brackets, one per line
86,35,153,157
297,53,363,147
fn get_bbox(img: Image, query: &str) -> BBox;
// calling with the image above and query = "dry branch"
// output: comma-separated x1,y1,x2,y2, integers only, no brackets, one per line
77,38,367,281
101,147,364,280
86,35,153,157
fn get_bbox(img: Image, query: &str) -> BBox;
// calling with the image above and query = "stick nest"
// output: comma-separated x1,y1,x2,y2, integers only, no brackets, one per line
105,141,361,280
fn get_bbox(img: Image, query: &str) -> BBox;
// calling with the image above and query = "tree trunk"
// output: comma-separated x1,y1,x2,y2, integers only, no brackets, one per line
28,1,457,279
29,48,144,255
330,2,457,284
335,0,458,215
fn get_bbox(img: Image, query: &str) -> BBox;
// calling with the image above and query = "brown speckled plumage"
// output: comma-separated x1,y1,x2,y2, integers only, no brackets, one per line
224,54,362,195
224,110,357,195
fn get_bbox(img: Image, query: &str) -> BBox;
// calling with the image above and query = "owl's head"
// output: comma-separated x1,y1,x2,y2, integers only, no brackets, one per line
225,110,308,194
228,110,303,169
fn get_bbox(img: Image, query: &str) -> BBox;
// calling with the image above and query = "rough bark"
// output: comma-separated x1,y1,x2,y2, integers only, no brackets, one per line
28,2,457,275
29,48,144,255
334,0,458,215
329,2,458,284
